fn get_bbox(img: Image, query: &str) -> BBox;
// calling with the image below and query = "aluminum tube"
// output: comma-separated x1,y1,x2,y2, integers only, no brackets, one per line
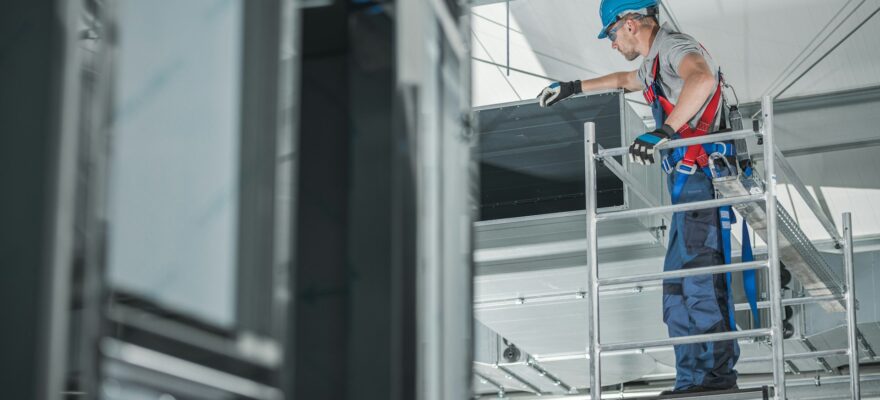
474,283,662,310
533,349,644,363
774,146,844,247
495,366,880,399
596,194,764,222
584,122,601,398
734,293,844,311
597,128,758,158
763,95,787,400
599,261,766,286
844,212,861,399
598,146,659,208
740,348,849,364
533,345,871,365
600,328,772,352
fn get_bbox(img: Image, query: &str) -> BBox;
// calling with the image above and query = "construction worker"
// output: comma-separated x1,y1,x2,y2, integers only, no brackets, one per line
537,0,739,394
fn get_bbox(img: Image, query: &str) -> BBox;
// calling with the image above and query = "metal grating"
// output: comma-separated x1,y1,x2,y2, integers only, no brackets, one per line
713,174,845,311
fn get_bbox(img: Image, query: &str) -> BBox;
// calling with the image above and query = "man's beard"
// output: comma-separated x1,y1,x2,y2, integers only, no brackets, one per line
621,50,639,61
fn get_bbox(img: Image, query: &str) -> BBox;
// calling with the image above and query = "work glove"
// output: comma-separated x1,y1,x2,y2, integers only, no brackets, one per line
629,124,675,165
537,80,582,107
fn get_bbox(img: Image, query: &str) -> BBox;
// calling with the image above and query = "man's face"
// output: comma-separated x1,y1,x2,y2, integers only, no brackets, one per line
609,19,640,61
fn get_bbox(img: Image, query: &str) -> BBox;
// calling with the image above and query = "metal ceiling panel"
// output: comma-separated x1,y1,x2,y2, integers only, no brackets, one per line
534,355,658,390
475,286,667,356
475,244,667,304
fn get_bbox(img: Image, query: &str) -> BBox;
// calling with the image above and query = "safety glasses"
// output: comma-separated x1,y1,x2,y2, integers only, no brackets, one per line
606,14,645,42
606,19,624,42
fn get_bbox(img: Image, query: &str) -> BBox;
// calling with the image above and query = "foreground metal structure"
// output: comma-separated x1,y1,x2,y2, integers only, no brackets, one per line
582,96,861,399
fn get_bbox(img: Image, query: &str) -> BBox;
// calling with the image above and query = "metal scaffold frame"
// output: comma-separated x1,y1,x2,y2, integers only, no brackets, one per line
582,96,862,399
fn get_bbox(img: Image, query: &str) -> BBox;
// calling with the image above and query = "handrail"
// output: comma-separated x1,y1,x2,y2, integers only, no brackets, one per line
600,328,772,352
599,261,767,286
596,128,759,158
596,194,764,221
770,146,844,247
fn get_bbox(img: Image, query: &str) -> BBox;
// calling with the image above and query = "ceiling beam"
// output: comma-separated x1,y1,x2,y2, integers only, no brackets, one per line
774,5,880,100
740,83,880,116
765,137,880,159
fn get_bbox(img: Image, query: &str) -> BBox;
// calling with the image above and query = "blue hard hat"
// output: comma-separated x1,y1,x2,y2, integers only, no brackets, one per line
597,0,657,39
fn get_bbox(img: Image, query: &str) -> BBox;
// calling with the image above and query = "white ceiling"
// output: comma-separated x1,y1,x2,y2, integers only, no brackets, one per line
472,0,880,106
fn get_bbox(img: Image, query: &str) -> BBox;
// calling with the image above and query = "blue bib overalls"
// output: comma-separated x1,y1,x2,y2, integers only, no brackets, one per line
646,63,740,391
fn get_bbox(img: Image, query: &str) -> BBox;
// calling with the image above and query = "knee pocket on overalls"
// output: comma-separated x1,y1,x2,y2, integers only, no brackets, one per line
662,292,688,331
686,298,725,332
683,276,725,332
683,209,719,252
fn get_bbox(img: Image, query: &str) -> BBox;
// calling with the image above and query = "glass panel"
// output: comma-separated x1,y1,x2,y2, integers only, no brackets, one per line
106,0,243,328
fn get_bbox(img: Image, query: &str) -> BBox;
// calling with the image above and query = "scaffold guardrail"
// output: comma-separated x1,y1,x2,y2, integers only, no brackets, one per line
581,96,862,399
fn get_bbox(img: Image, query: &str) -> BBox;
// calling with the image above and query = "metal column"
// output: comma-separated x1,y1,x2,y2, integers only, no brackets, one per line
584,122,602,398
762,95,787,399
843,212,861,399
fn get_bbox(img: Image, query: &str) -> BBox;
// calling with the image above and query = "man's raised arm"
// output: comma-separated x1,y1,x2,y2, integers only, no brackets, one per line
537,70,641,107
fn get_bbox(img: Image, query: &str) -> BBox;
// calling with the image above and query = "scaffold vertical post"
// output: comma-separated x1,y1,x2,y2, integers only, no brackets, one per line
762,95,787,399
584,122,601,398
843,212,861,399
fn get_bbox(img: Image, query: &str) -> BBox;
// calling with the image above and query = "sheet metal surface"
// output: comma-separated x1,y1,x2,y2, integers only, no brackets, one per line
476,93,629,220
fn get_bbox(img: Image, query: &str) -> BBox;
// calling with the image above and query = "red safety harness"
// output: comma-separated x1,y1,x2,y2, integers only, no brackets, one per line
642,54,723,174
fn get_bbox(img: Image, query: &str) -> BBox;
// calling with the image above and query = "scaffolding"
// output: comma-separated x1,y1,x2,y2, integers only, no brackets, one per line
582,96,862,399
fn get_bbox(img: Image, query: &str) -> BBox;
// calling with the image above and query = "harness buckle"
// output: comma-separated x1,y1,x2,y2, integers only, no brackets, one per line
712,141,730,156
661,156,674,174
675,161,698,175
708,152,735,179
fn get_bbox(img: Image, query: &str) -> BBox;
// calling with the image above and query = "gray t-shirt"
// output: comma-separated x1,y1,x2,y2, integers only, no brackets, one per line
637,23,720,129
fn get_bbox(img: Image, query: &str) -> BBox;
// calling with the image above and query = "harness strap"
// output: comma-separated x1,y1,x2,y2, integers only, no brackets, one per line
645,55,722,170
719,206,737,330
645,55,724,203
741,219,760,327
677,83,722,170
661,142,734,175
645,49,758,328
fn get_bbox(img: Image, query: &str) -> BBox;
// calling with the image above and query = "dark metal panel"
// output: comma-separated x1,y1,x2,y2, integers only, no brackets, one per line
476,93,626,220
292,3,351,398
0,0,77,398
346,11,395,400
293,3,418,400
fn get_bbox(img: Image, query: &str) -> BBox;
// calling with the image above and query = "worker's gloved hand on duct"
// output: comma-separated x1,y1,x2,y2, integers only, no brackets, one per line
537,80,581,107
629,124,674,165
